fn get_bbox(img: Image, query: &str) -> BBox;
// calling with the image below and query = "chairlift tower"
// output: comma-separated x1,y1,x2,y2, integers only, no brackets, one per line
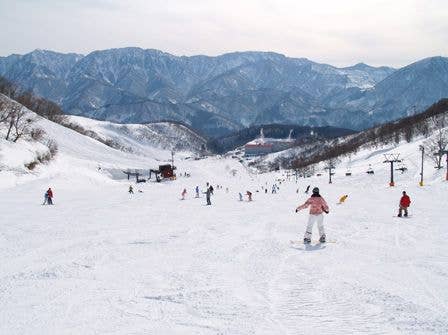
383,153,401,186
324,162,335,184
419,145,424,186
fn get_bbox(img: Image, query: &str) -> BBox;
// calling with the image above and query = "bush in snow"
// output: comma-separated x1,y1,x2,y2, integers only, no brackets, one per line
24,139,58,170
30,128,46,141
47,139,58,157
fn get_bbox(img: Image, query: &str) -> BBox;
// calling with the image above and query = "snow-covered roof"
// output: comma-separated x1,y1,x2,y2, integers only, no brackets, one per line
246,137,294,146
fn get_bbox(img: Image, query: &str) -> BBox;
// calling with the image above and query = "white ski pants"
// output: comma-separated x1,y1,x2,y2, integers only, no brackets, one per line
304,214,325,239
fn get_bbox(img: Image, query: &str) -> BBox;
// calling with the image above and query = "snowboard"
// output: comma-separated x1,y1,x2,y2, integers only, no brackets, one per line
290,239,336,245
393,215,412,219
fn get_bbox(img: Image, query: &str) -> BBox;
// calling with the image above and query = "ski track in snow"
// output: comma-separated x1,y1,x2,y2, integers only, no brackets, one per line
1,150,448,334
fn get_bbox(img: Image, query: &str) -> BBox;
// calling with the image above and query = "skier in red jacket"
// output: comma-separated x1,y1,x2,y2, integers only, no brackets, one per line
398,191,411,217
46,188,54,205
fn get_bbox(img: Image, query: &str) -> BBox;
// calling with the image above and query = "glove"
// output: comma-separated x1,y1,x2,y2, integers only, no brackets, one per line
295,209,298,213
324,210,329,214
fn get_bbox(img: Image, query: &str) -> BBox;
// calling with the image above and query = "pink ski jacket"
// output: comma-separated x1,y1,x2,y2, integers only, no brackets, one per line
297,196,329,215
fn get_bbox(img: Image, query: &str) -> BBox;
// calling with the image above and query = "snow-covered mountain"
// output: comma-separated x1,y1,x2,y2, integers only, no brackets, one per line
345,56,448,127
0,48,399,136
0,49,82,103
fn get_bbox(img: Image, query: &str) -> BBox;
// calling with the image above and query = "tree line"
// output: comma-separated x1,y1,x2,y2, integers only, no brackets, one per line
284,99,448,171
0,76,129,152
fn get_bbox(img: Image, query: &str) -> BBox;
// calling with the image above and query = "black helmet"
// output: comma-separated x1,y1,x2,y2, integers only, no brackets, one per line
312,187,319,195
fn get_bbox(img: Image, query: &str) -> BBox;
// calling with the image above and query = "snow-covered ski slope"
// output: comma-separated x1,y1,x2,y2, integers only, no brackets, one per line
68,116,208,155
0,105,179,188
1,120,448,334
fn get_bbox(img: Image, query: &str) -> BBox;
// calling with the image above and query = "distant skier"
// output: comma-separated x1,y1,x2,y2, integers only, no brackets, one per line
239,192,243,201
272,185,276,194
295,187,329,244
246,191,252,202
398,191,411,217
46,188,54,205
265,188,268,194
338,194,348,204
129,185,134,194
305,185,311,194
205,186,212,205
195,186,200,198
42,190,48,205
181,188,187,200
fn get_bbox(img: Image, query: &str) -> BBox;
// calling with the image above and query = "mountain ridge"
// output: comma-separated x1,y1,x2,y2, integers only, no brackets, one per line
1,48,446,137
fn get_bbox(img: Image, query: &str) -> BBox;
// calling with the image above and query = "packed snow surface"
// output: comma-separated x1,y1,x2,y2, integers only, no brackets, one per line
1,127,448,334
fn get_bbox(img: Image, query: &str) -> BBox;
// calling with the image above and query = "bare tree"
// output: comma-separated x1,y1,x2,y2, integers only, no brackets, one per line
0,99,11,124
4,103,22,141
11,108,35,142
423,128,448,169
16,91,67,123
423,116,448,169
3,103,35,142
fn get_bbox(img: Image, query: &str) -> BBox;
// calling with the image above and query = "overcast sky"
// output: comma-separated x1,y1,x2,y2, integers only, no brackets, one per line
0,0,447,67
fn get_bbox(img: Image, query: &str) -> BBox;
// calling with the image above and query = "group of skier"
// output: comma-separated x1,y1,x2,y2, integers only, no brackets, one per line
126,174,415,245
181,185,211,204
45,178,412,246
180,183,256,205
121,172,415,245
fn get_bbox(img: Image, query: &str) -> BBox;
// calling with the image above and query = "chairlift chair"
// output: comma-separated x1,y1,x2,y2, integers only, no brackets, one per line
395,162,408,173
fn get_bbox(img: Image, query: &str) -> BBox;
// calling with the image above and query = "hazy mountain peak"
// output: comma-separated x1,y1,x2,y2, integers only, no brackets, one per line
409,56,448,68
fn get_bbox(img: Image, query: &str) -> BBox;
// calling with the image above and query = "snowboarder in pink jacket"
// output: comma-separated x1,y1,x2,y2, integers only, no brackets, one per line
296,187,329,244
